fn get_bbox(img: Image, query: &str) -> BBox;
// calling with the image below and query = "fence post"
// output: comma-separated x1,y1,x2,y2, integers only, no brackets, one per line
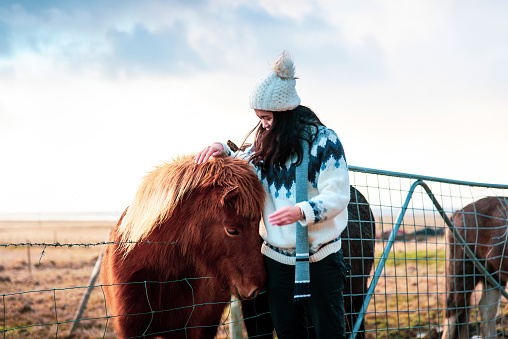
26,242,32,275
69,246,105,334
229,296,243,338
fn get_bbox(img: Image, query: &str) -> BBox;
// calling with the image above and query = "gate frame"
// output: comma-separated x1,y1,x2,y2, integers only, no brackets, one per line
348,166,508,339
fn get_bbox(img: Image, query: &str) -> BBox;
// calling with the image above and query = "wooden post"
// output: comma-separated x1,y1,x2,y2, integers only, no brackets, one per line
229,296,243,339
69,246,105,334
26,243,31,275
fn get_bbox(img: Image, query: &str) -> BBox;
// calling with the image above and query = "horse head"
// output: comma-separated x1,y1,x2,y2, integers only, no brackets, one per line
175,157,266,300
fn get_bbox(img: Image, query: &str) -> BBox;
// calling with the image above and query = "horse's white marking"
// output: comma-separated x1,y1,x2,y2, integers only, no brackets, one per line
478,281,500,339
441,314,465,339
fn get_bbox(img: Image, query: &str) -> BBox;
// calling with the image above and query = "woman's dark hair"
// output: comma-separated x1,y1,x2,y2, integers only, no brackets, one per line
249,105,324,172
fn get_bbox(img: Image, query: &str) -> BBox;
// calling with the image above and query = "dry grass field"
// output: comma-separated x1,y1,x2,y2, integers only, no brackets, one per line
1,220,116,338
1,217,507,338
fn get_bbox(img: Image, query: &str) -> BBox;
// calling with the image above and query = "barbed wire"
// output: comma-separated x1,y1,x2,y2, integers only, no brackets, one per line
0,240,178,267
0,240,177,248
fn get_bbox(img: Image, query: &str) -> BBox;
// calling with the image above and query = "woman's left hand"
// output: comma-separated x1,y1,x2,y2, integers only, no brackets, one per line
268,206,302,226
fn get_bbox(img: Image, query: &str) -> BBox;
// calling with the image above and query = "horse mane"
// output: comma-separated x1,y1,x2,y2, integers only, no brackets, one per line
117,154,264,255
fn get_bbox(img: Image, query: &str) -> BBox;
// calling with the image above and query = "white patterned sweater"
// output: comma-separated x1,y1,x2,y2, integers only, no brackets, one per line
222,125,350,265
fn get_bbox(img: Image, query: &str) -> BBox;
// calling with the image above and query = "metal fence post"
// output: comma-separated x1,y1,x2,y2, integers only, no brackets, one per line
229,296,243,338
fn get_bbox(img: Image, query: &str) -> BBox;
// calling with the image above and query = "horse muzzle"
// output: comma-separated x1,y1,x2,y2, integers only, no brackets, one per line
234,286,261,301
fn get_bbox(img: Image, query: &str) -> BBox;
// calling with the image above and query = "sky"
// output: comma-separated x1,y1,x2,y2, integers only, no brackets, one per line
0,0,507,217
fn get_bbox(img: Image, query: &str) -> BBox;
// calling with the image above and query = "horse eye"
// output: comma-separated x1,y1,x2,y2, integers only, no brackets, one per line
225,228,240,236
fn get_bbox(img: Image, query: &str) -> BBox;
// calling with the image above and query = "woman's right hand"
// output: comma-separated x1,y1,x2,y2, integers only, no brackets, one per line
194,143,224,164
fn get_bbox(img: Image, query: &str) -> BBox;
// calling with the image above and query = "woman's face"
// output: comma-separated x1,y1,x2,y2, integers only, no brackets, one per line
255,110,273,131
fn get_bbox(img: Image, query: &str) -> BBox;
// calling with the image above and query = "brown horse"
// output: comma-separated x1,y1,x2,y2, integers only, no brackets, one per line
443,196,508,339
241,185,376,339
101,155,266,339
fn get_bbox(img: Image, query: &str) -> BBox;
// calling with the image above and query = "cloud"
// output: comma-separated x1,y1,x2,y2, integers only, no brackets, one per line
0,1,203,73
0,1,389,79
101,23,205,76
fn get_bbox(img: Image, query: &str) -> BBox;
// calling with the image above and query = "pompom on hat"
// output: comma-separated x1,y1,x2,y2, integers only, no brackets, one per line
249,51,301,112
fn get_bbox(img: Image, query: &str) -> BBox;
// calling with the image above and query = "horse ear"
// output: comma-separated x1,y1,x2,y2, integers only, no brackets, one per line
221,186,239,205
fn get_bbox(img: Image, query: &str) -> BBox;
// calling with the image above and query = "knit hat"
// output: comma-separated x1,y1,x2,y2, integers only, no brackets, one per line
249,51,301,112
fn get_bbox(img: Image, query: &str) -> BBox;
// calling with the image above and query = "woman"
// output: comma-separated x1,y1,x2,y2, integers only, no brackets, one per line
194,51,350,339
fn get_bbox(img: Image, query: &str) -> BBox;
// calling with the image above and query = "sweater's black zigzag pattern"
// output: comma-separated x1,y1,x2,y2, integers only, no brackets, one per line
308,134,346,184
260,128,346,199
261,166,295,198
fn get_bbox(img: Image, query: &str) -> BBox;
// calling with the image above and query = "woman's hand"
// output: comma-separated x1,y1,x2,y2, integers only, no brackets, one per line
194,143,224,164
268,206,303,226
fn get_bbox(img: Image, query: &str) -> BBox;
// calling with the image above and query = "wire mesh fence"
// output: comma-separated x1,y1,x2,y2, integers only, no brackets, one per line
1,166,508,338
348,166,508,339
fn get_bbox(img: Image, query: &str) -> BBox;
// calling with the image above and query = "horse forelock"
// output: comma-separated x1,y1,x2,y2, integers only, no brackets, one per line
218,158,265,219
117,155,264,255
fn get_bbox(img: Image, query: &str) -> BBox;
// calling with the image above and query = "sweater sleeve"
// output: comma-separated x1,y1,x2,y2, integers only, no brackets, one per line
295,128,350,226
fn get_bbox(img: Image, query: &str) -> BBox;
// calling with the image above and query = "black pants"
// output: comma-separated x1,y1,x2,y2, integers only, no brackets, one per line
264,251,347,339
